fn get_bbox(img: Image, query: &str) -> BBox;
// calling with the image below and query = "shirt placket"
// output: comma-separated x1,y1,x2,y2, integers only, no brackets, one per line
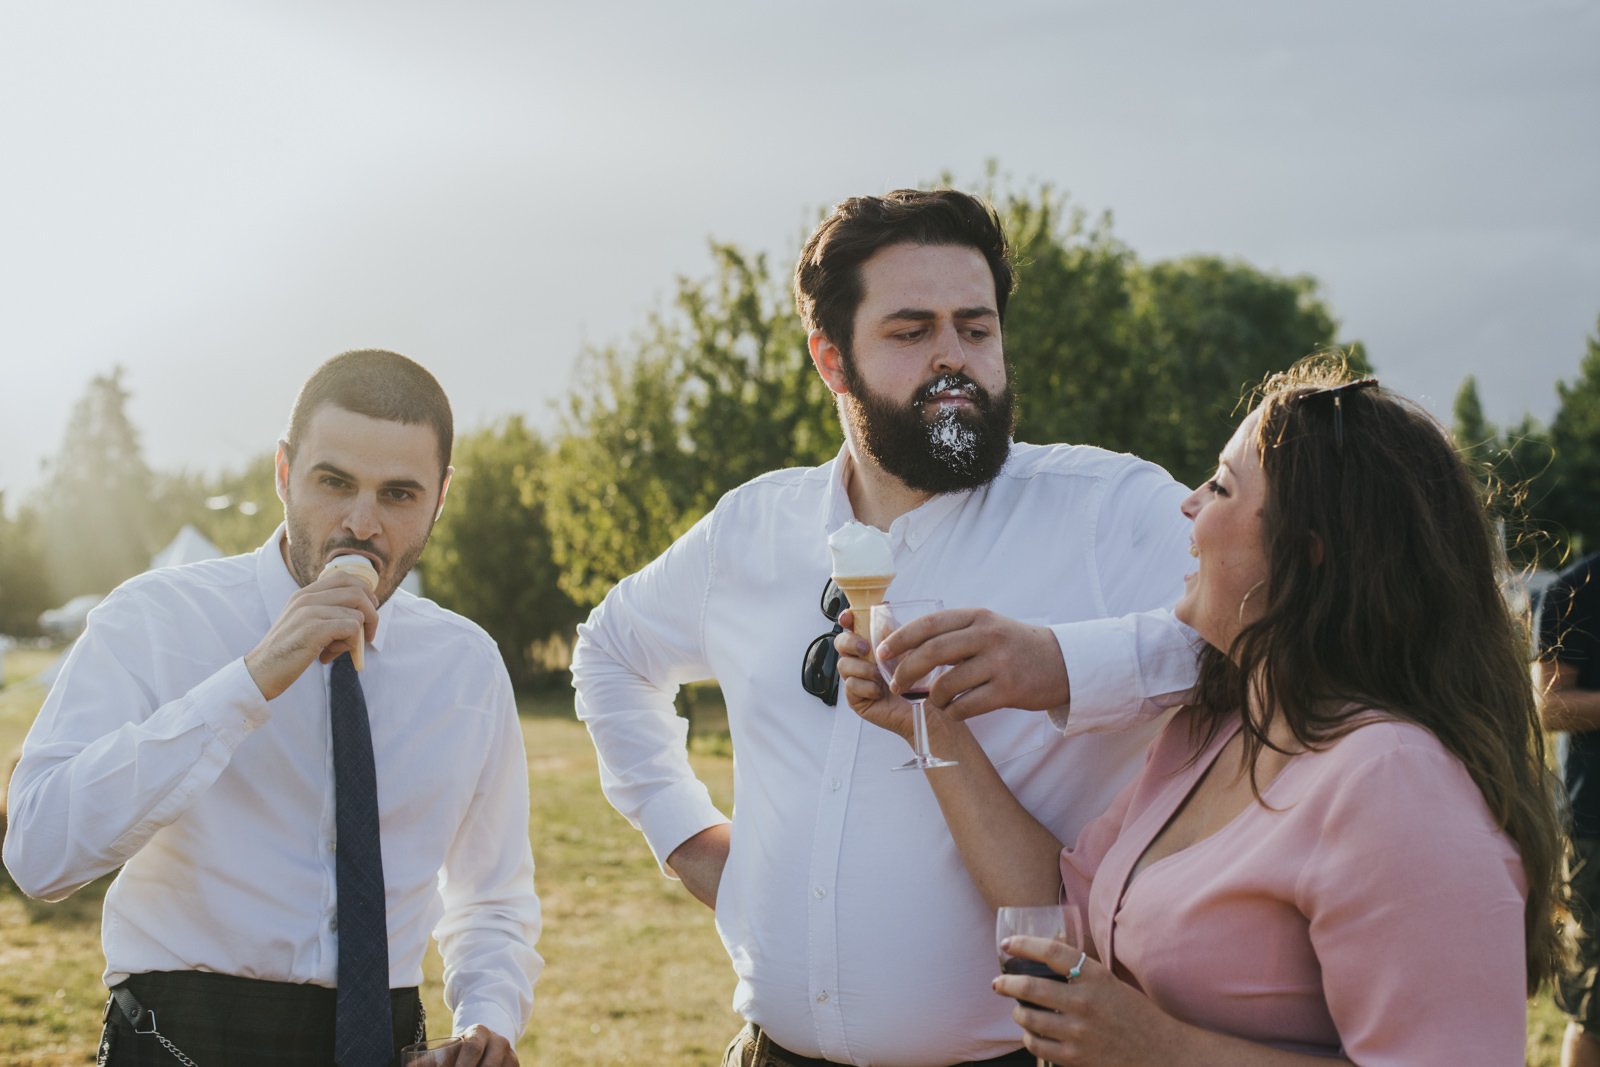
804,700,864,1061
316,663,340,972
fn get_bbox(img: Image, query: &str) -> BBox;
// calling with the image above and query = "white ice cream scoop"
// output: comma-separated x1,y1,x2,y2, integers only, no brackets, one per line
828,523,895,640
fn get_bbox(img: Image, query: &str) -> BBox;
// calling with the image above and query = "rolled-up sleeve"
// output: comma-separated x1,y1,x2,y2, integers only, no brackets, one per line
1049,458,1200,735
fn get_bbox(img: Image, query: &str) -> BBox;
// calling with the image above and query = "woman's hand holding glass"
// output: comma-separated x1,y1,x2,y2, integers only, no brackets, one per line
994,915,1186,1066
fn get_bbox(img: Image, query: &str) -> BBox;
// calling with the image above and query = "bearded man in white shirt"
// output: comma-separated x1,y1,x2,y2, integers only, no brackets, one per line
5,350,539,1067
571,189,1199,1067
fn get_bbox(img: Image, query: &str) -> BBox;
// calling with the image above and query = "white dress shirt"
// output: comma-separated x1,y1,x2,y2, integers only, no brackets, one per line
4,528,541,1042
571,443,1198,1067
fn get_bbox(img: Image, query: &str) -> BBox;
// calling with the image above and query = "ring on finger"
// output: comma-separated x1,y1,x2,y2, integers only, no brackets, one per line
1065,951,1086,981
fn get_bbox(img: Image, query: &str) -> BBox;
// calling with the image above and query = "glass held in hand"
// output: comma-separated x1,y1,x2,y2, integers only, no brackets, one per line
868,599,958,771
997,903,1088,1067
996,903,1087,1007
400,1036,466,1066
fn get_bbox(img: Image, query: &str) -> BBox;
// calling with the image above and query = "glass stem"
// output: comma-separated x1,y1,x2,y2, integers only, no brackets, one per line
912,699,930,759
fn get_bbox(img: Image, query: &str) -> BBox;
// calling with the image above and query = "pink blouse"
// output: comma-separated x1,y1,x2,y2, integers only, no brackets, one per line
1061,710,1528,1065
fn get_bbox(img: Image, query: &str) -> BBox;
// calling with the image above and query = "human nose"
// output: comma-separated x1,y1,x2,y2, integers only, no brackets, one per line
1180,485,1205,520
930,320,969,375
342,493,382,541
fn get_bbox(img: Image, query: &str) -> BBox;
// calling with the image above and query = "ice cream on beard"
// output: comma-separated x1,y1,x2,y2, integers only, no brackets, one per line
827,522,895,640
321,554,378,670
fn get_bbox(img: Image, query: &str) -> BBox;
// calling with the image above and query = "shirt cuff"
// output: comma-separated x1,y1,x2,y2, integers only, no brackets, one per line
636,779,731,875
194,658,273,745
1047,613,1200,736
452,1003,521,1045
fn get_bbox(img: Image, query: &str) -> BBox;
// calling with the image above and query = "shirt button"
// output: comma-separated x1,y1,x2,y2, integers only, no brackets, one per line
816,991,829,1004
830,778,841,791
814,887,827,900
329,918,338,932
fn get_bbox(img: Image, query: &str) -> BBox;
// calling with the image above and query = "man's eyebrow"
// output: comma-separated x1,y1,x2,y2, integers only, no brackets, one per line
310,461,355,481
878,306,997,324
379,478,429,493
309,462,427,493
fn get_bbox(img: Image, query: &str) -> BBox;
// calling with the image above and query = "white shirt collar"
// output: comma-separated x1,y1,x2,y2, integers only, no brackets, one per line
820,445,994,554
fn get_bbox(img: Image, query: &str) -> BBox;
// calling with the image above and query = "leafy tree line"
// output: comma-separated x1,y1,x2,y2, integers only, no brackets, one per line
3,180,1593,682
1452,316,1600,569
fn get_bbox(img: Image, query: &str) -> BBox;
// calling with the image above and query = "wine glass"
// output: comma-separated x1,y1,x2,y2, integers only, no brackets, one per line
869,599,958,770
996,903,1087,1067
400,1036,466,1066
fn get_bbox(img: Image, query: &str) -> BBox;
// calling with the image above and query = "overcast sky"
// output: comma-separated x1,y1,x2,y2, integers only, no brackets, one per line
2,0,1596,501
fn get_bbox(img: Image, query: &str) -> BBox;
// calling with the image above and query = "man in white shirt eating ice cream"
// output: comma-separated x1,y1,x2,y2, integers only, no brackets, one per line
5,349,540,1067
571,188,1198,1066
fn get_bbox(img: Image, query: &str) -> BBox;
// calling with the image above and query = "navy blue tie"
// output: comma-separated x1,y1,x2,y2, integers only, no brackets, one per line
330,652,392,1067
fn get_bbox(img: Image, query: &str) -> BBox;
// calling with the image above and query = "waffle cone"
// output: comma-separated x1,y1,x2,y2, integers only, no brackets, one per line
833,575,893,640
322,556,378,670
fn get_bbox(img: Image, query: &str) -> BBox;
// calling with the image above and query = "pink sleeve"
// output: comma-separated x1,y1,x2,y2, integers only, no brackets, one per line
1296,735,1527,1067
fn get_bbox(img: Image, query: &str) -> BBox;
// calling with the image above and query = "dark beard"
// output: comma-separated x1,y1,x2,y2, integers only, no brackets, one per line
842,369,1015,493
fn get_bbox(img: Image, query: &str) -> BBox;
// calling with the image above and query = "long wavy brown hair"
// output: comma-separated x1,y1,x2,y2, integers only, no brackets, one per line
1188,353,1566,995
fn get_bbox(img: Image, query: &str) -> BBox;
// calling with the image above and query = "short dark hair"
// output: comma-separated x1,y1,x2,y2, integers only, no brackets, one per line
794,189,1015,359
285,349,453,479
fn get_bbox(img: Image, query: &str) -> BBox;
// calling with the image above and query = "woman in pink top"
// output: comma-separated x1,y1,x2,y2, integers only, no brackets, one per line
838,358,1565,1064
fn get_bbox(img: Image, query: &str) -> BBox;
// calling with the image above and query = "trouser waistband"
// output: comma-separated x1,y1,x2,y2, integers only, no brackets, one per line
103,971,423,1067
747,1022,1034,1067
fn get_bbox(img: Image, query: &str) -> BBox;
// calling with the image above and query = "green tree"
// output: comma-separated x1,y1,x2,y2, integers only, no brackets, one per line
0,495,54,636
1453,375,1493,453
1546,317,1600,556
546,244,837,608
548,176,1358,606
979,178,1350,488
427,418,582,688
35,368,162,598
1124,256,1344,485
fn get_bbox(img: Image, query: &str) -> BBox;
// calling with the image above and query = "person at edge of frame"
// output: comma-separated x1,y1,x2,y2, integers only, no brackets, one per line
4,349,540,1067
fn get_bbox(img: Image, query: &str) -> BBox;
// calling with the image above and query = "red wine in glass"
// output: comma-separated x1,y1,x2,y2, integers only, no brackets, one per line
868,599,957,771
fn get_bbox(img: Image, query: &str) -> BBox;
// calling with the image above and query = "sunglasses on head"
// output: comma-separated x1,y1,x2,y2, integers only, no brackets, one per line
1296,377,1379,450
801,579,849,706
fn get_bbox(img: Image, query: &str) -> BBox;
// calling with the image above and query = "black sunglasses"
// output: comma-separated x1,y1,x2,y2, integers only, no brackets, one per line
801,579,849,706
1297,377,1378,449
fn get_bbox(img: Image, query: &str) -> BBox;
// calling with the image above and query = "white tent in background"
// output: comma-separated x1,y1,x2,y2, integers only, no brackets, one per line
150,524,223,569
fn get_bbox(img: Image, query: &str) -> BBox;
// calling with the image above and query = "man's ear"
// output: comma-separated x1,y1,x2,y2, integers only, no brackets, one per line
273,441,291,505
435,467,454,522
808,329,851,396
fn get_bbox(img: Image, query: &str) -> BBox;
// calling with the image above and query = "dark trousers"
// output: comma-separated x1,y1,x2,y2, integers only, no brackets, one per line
98,970,424,1067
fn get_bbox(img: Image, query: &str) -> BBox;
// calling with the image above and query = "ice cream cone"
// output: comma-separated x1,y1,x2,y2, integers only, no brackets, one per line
322,555,378,670
833,575,892,641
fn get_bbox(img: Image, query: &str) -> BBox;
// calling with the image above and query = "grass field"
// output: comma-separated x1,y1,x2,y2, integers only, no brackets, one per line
0,645,1574,1065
